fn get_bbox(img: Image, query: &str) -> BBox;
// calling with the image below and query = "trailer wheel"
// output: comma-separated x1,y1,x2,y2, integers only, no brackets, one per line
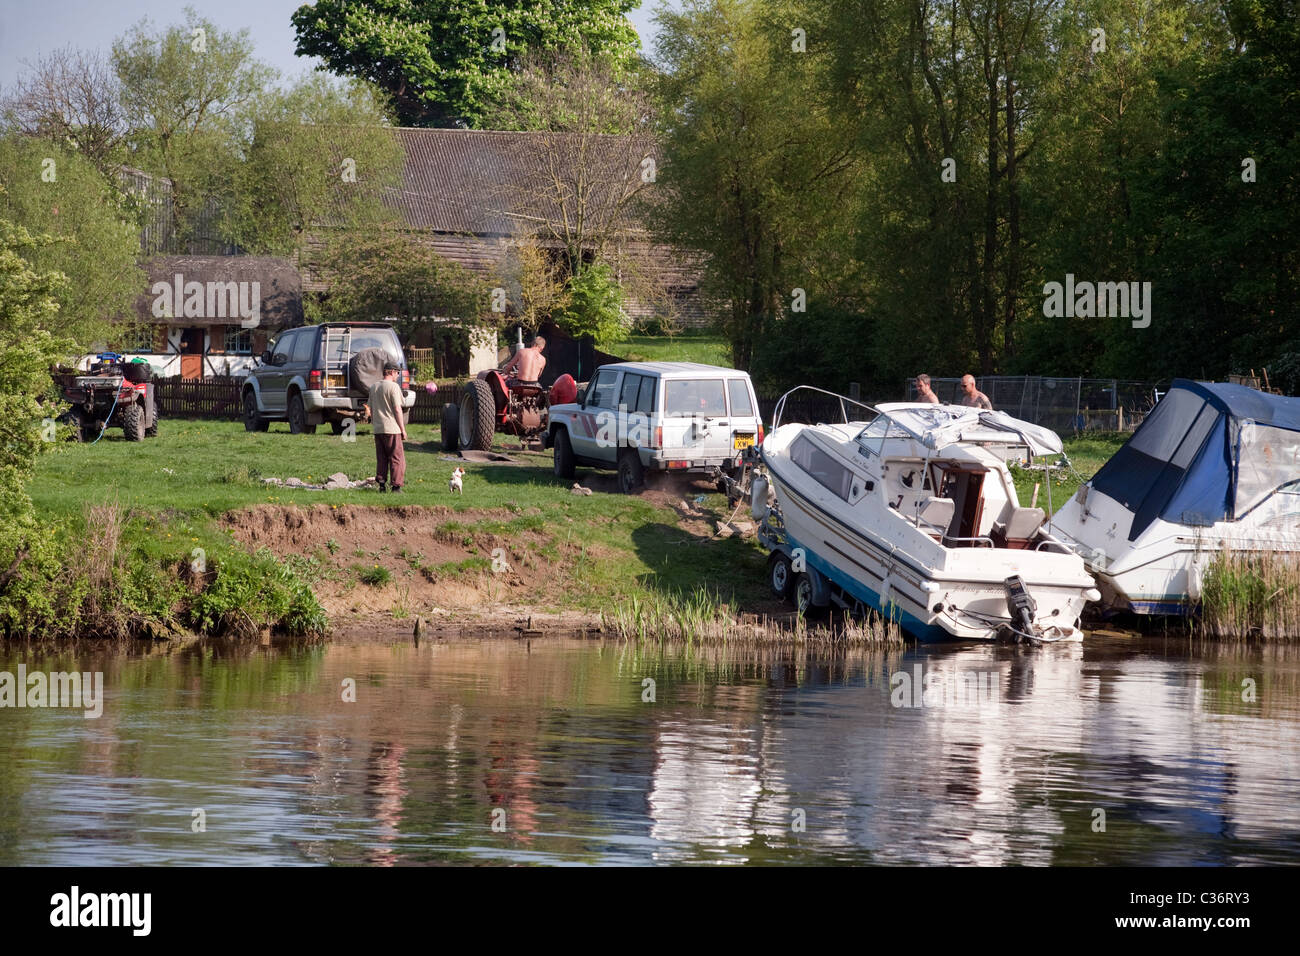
793,572,815,616
768,551,793,598
121,401,144,441
459,379,495,452
441,403,460,451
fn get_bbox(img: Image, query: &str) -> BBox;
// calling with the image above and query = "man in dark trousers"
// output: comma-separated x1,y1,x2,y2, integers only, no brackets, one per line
369,361,407,492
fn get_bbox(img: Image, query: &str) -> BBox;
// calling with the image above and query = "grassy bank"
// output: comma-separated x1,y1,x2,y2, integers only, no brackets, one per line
1010,433,1126,515
20,418,1132,641
27,418,774,639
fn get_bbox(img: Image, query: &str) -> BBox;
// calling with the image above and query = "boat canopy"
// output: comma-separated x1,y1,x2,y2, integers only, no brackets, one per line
1090,379,1300,539
868,404,1065,457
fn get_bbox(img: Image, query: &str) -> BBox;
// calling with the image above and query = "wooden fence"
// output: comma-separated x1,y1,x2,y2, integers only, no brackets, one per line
153,377,466,424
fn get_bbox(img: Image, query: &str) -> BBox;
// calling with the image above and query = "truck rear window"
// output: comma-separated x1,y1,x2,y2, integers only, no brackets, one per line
323,330,401,365
664,379,726,417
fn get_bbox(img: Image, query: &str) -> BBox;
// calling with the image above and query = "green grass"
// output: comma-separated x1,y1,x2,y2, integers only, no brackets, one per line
611,332,731,366
32,418,771,618
1010,433,1128,515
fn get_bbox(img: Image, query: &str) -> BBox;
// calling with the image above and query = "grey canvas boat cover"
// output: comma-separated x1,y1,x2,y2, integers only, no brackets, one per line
1089,379,1300,539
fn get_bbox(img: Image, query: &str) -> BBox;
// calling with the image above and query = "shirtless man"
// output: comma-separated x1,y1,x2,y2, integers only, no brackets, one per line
915,373,939,403
959,374,993,410
503,336,546,382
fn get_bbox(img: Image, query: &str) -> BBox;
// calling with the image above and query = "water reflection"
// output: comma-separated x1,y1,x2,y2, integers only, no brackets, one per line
1,635,1298,865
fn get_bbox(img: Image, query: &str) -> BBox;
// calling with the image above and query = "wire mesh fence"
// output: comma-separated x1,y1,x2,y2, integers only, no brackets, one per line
905,376,1160,433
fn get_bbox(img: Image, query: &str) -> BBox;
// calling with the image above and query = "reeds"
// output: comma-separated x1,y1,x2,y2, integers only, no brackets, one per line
602,586,903,645
1197,547,1300,640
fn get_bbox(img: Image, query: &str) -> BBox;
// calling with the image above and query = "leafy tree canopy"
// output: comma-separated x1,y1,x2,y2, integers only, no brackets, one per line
291,0,643,127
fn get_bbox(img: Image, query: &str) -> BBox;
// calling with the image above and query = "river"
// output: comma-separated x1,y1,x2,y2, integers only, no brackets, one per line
2,634,1298,865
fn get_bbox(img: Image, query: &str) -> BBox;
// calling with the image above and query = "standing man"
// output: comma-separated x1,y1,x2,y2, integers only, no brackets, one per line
915,373,940,403
959,374,993,410
370,361,408,493
503,335,547,383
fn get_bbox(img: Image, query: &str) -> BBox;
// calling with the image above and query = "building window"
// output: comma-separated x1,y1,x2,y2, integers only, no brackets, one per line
224,326,253,355
121,324,156,354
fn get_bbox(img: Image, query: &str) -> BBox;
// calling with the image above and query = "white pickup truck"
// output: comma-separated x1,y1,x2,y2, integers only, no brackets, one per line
544,362,765,493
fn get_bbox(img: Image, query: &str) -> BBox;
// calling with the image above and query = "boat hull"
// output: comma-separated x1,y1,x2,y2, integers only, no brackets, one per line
766,465,1093,642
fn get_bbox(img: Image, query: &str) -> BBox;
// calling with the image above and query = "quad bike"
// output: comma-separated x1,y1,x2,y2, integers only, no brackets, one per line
56,353,158,442
441,370,577,453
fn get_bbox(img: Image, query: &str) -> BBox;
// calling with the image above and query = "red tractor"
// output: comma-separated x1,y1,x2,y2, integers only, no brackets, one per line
442,370,577,453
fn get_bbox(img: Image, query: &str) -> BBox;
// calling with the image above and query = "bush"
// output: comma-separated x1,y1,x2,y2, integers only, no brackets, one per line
554,263,627,348
188,548,327,637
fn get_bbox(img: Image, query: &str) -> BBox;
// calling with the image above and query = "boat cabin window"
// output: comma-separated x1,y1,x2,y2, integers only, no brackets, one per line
792,433,855,501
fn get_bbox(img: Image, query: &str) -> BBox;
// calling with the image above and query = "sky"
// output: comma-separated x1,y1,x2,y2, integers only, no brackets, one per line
0,0,673,93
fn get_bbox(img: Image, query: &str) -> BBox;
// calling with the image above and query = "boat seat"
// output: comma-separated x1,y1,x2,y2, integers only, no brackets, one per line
997,506,1046,548
916,497,955,537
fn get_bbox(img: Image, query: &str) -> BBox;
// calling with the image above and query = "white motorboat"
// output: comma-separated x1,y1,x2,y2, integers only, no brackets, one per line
1051,378,1300,615
752,388,1099,642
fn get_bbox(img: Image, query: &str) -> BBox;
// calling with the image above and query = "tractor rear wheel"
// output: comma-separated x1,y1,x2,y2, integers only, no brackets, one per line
458,379,495,452
441,403,460,451
121,401,144,441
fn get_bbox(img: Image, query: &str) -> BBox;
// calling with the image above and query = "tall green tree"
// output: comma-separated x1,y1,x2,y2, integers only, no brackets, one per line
291,0,643,128
0,135,143,346
0,221,78,634
1016,0,1233,376
112,8,274,249
652,0,863,370
1115,0,1299,382
232,75,405,260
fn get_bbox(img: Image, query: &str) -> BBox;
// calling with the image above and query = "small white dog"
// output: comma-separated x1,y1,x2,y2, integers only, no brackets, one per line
449,467,465,494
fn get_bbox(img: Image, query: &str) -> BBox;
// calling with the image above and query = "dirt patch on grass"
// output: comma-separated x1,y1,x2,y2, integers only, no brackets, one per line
221,503,605,629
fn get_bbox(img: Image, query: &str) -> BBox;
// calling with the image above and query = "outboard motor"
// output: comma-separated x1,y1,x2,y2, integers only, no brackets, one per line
1004,575,1037,639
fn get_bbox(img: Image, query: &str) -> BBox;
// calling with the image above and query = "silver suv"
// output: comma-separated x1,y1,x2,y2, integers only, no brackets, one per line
241,323,414,434
545,362,764,493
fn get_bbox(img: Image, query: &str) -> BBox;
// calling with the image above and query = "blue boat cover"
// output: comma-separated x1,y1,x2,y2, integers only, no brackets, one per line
1090,379,1300,539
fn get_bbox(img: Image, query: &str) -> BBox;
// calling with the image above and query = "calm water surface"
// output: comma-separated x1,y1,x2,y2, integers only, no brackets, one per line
2,635,1298,865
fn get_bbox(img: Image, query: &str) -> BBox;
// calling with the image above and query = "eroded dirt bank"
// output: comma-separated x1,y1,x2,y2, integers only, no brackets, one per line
221,503,613,633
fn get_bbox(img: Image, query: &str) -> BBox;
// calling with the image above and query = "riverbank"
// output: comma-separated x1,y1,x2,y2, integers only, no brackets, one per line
14,418,1211,644
21,420,786,640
